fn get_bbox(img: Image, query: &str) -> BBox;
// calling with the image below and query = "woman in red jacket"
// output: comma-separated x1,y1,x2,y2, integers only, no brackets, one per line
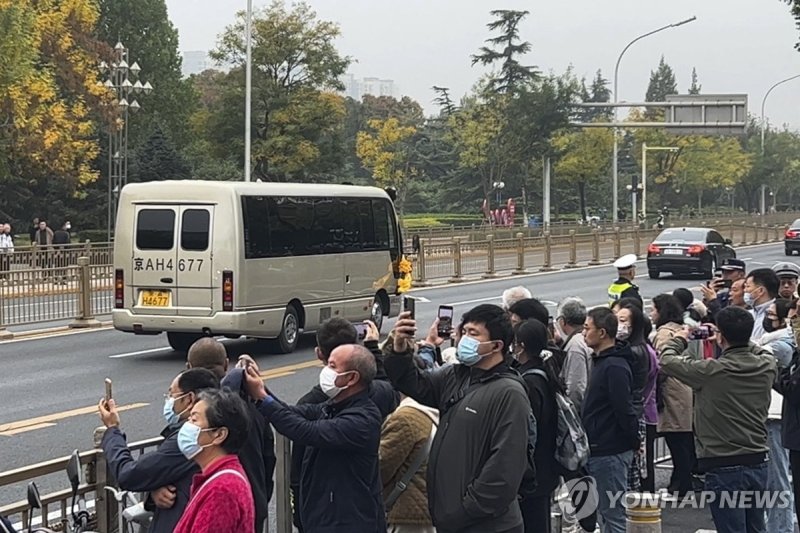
174,389,255,533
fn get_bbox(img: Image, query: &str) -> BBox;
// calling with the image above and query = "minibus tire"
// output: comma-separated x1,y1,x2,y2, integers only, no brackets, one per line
271,306,300,354
167,332,201,352
372,293,388,331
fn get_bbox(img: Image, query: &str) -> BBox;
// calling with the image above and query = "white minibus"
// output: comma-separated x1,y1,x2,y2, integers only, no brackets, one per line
112,181,403,352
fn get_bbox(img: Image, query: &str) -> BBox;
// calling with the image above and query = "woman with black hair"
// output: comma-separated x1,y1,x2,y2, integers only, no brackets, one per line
512,319,561,533
651,293,696,498
615,301,660,493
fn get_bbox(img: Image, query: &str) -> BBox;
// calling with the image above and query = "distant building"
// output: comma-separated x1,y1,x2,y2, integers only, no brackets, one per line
339,74,398,100
181,51,212,77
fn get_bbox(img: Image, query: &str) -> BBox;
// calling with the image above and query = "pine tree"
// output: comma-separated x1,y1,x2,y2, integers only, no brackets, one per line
470,10,538,94
688,67,701,95
586,69,612,121
135,126,191,182
645,56,678,119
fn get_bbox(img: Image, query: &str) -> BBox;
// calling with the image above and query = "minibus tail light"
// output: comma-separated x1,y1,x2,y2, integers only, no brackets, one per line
222,270,234,312
115,269,124,308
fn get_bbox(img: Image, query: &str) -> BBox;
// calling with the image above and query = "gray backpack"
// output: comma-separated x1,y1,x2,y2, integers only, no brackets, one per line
523,369,590,472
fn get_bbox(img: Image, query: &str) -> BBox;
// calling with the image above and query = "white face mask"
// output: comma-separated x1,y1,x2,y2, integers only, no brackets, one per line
318,366,353,399
617,323,631,341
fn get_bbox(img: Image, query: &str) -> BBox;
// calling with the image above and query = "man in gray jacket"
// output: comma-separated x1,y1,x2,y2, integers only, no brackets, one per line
385,304,530,533
556,296,592,411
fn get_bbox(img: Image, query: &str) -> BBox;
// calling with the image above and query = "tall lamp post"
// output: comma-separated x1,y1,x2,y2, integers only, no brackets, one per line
102,42,152,240
244,0,253,182
641,143,679,221
611,16,696,224
760,74,800,155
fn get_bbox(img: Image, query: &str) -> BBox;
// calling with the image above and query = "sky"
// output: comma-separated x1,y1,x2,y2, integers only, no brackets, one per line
164,0,800,130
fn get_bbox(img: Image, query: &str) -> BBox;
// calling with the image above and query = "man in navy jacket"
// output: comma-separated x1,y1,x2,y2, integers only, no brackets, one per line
245,343,385,533
581,308,639,533
97,369,219,533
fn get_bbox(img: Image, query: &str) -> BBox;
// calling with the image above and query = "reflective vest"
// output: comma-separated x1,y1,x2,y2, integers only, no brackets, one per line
608,280,634,306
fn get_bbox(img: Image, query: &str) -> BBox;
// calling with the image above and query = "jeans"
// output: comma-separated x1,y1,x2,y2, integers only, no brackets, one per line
789,450,800,527
765,421,794,533
586,450,633,533
704,461,768,533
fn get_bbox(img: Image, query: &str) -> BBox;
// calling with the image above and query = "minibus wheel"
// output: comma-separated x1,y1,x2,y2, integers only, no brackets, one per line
272,305,300,354
167,332,202,352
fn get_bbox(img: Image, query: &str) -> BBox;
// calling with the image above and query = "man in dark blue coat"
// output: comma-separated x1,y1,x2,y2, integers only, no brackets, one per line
245,343,385,533
97,369,219,533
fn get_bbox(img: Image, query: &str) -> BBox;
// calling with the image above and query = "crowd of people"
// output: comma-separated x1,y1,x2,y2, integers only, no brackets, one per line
4,254,800,533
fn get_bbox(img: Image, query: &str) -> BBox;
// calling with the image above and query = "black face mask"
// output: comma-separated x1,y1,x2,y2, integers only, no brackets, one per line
763,317,779,333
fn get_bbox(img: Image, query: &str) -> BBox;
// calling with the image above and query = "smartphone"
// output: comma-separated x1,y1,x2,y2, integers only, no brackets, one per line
354,322,367,341
688,325,710,340
104,378,113,403
437,305,454,338
404,296,416,319
721,279,733,289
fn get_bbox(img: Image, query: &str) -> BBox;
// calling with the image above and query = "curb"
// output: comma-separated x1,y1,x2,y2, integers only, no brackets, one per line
1,320,113,342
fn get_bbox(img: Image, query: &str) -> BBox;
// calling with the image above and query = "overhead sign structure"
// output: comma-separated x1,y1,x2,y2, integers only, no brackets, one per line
570,93,748,136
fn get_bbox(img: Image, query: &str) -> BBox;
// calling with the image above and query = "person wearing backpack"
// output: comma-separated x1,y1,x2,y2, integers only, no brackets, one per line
380,387,439,533
582,308,640,533
385,304,531,533
512,319,561,532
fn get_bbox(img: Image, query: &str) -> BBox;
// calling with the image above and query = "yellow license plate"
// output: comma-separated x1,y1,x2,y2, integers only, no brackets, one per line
141,290,171,307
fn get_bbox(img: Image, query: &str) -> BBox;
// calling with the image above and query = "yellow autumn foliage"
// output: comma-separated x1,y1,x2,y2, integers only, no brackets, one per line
0,0,112,186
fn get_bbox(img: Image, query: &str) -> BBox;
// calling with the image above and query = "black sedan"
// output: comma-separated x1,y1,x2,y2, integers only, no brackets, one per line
785,219,800,256
647,227,736,279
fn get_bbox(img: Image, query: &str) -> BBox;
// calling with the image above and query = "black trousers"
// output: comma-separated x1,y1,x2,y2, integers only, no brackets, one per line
642,424,658,493
789,450,800,524
664,431,696,494
520,493,551,533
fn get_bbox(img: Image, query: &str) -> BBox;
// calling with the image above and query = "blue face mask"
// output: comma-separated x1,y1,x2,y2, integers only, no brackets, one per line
743,291,755,308
177,422,216,460
457,336,489,366
162,393,189,426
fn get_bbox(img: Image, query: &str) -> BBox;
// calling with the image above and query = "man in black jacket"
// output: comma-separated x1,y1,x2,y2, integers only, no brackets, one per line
290,317,398,531
186,337,276,533
385,304,531,533
97,369,219,533
581,307,639,533
245,344,385,533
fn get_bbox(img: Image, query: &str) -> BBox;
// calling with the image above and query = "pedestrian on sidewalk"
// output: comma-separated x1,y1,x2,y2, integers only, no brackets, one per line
556,297,592,412
385,304,530,533
380,390,439,533
651,293,697,498
659,307,776,533
581,307,639,533
0,224,13,281
173,389,255,533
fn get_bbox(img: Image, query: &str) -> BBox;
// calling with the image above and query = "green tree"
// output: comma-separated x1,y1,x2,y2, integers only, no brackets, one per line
645,56,677,121
432,86,457,116
688,67,701,94
783,0,800,50
211,0,350,181
135,125,191,182
356,118,418,216
96,0,194,148
470,10,538,94
551,126,613,220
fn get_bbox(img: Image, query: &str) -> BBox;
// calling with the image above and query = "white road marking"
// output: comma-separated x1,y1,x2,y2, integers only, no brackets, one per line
413,296,431,303
445,296,500,306
110,347,172,359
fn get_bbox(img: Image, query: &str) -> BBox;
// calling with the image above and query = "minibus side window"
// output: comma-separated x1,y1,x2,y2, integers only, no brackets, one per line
136,209,176,250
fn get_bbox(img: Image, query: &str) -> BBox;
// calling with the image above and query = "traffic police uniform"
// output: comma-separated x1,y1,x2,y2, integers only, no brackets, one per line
608,254,643,307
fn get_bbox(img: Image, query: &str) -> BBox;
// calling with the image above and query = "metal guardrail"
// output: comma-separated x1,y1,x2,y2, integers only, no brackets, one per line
413,219,793,285
0,433,293,533
402,210,800,246
0,217,793,332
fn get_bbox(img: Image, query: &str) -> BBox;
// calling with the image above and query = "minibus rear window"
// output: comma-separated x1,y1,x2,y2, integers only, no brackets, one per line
136,209,176,250
181,209,210,251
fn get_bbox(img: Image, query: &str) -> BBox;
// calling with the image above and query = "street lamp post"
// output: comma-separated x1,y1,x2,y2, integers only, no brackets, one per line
641,143,679,222
760,74,800,155
611,16,696,224
102,43,152,240
244,0,253,182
